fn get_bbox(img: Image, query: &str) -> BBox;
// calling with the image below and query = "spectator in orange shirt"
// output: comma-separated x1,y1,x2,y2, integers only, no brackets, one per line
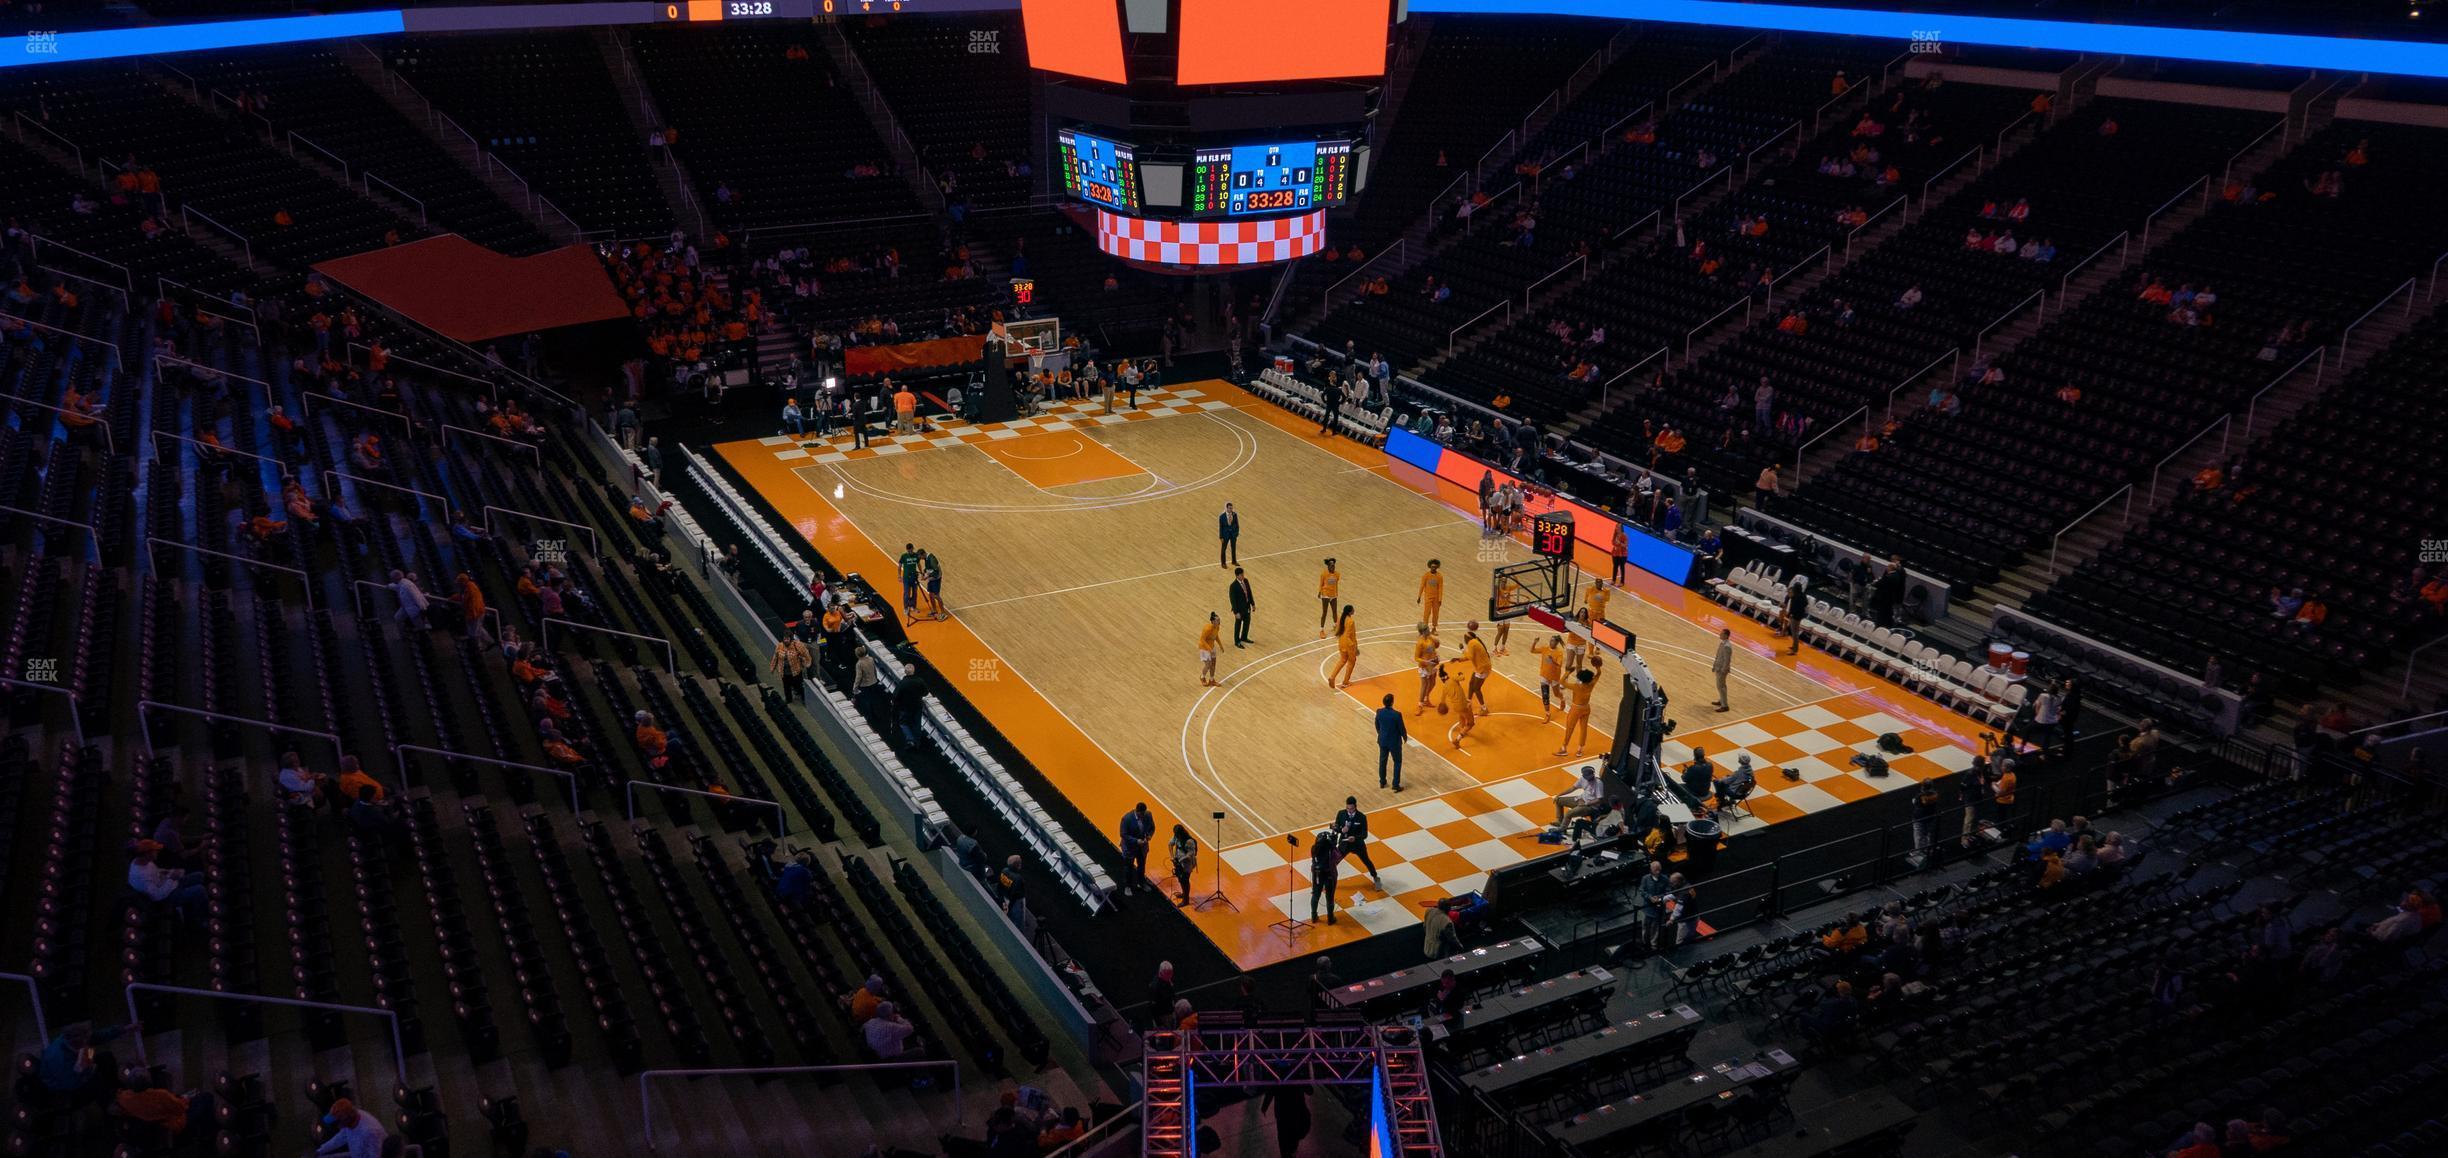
336,755,386,804
115,1071,211,1138
635,710,672,769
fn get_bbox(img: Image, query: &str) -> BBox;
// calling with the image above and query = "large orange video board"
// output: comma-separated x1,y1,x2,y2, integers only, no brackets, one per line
1019,0,1129,84
1177,0,1389,85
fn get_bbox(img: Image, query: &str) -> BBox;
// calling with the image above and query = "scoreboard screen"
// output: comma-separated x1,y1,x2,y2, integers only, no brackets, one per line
1058,127,1141,213
1190,140,1356,218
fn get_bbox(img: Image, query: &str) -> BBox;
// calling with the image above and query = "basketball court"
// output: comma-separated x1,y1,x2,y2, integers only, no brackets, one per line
716,380,1991,969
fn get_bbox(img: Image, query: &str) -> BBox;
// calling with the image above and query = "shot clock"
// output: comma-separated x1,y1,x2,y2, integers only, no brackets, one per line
1532,511,1576,560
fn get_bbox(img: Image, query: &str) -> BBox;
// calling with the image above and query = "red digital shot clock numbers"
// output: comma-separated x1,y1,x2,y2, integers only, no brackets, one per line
1532,511,1575,559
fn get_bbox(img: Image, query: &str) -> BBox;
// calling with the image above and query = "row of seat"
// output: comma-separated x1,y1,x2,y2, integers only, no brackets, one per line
1251,367,1396,442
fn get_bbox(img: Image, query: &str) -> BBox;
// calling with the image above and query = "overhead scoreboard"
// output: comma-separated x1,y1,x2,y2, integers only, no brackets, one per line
1188,140,1357,218
1057,127,1141,213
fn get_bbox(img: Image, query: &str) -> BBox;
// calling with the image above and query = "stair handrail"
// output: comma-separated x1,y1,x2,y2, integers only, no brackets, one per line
362,171,428,224
180,203,253,268
1971,288,2045,357
1744,119,1801,177
1425,170,1469,228
1595,99,1656,156
286,129,349,180
1259,253,1301,331
1476,129,1518,190
1447,300,1511,354
1524,254,1586,309
0,972,45,1048
1990,107,2040,157
0,387,118,455
1811,79,1861,135
2055,230,2130,305
36,266,129,306
1562,48,1605,105
135,700,338,761
2145,414,2231,506
1043,1102,1141,1157
2339,276,2417,356
1681,298,1749,365
23,231,132,293
2047,483,2133,576
1602,344,1671,406
489,153,538,213
542,616,677,670
1666,59,1719,106
393,744,580,811
1843,194,1908,262
1671,164,1732,222
2399,639,2448,702
1610,206,1662,243
2429,249,2448,304
1793,404,1868,482
1521,89,1561,147
1886,347,1960,418
207,88,276,135
627,780,787,836
0,308,122,368
1918,144,1982,213
1464,179,1524,236
2242,344,2325,440
2138,174,2208,249
11,110,87,175
2221,115,2289,189
126,984,404,1087
1763,244,1830,313
536,195,581,238
1326,239,1407,303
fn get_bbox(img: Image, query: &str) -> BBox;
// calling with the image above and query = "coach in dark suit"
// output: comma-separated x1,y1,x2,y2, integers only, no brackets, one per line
1374,695,1407,791
1228,567,1256,648
1218,502,1241,567
1333,796,1381,889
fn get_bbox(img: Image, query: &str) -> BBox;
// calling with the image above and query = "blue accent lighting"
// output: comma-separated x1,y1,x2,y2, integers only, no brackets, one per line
2,12,407,68
1408,1,2448,79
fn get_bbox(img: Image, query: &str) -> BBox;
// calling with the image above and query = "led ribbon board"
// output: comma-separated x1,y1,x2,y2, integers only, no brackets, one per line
1405,1,2448,78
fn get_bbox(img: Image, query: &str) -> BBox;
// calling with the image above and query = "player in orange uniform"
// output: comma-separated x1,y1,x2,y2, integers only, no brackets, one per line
1198,612,1222,686
1441,660,1477,748
1462,623,1493,710
1554,669,1597,757
1582,579,1613,627
1327,605,1360,689
1317,558,1341,638
1416,560,1444,630
1530,635,1567,721
1412,623,1440,714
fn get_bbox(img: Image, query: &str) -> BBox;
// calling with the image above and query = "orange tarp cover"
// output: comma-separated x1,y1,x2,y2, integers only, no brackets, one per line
845,335,988,377
311,235,629,345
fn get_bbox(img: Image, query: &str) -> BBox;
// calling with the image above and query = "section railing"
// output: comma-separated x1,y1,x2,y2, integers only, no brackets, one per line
2048,484,2134,576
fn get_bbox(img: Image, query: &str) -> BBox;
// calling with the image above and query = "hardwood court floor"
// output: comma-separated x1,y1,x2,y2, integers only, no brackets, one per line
717,382,1991,968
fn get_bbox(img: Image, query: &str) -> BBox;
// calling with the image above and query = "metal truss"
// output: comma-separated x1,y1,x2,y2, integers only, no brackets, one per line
1141,1021,1444,1158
